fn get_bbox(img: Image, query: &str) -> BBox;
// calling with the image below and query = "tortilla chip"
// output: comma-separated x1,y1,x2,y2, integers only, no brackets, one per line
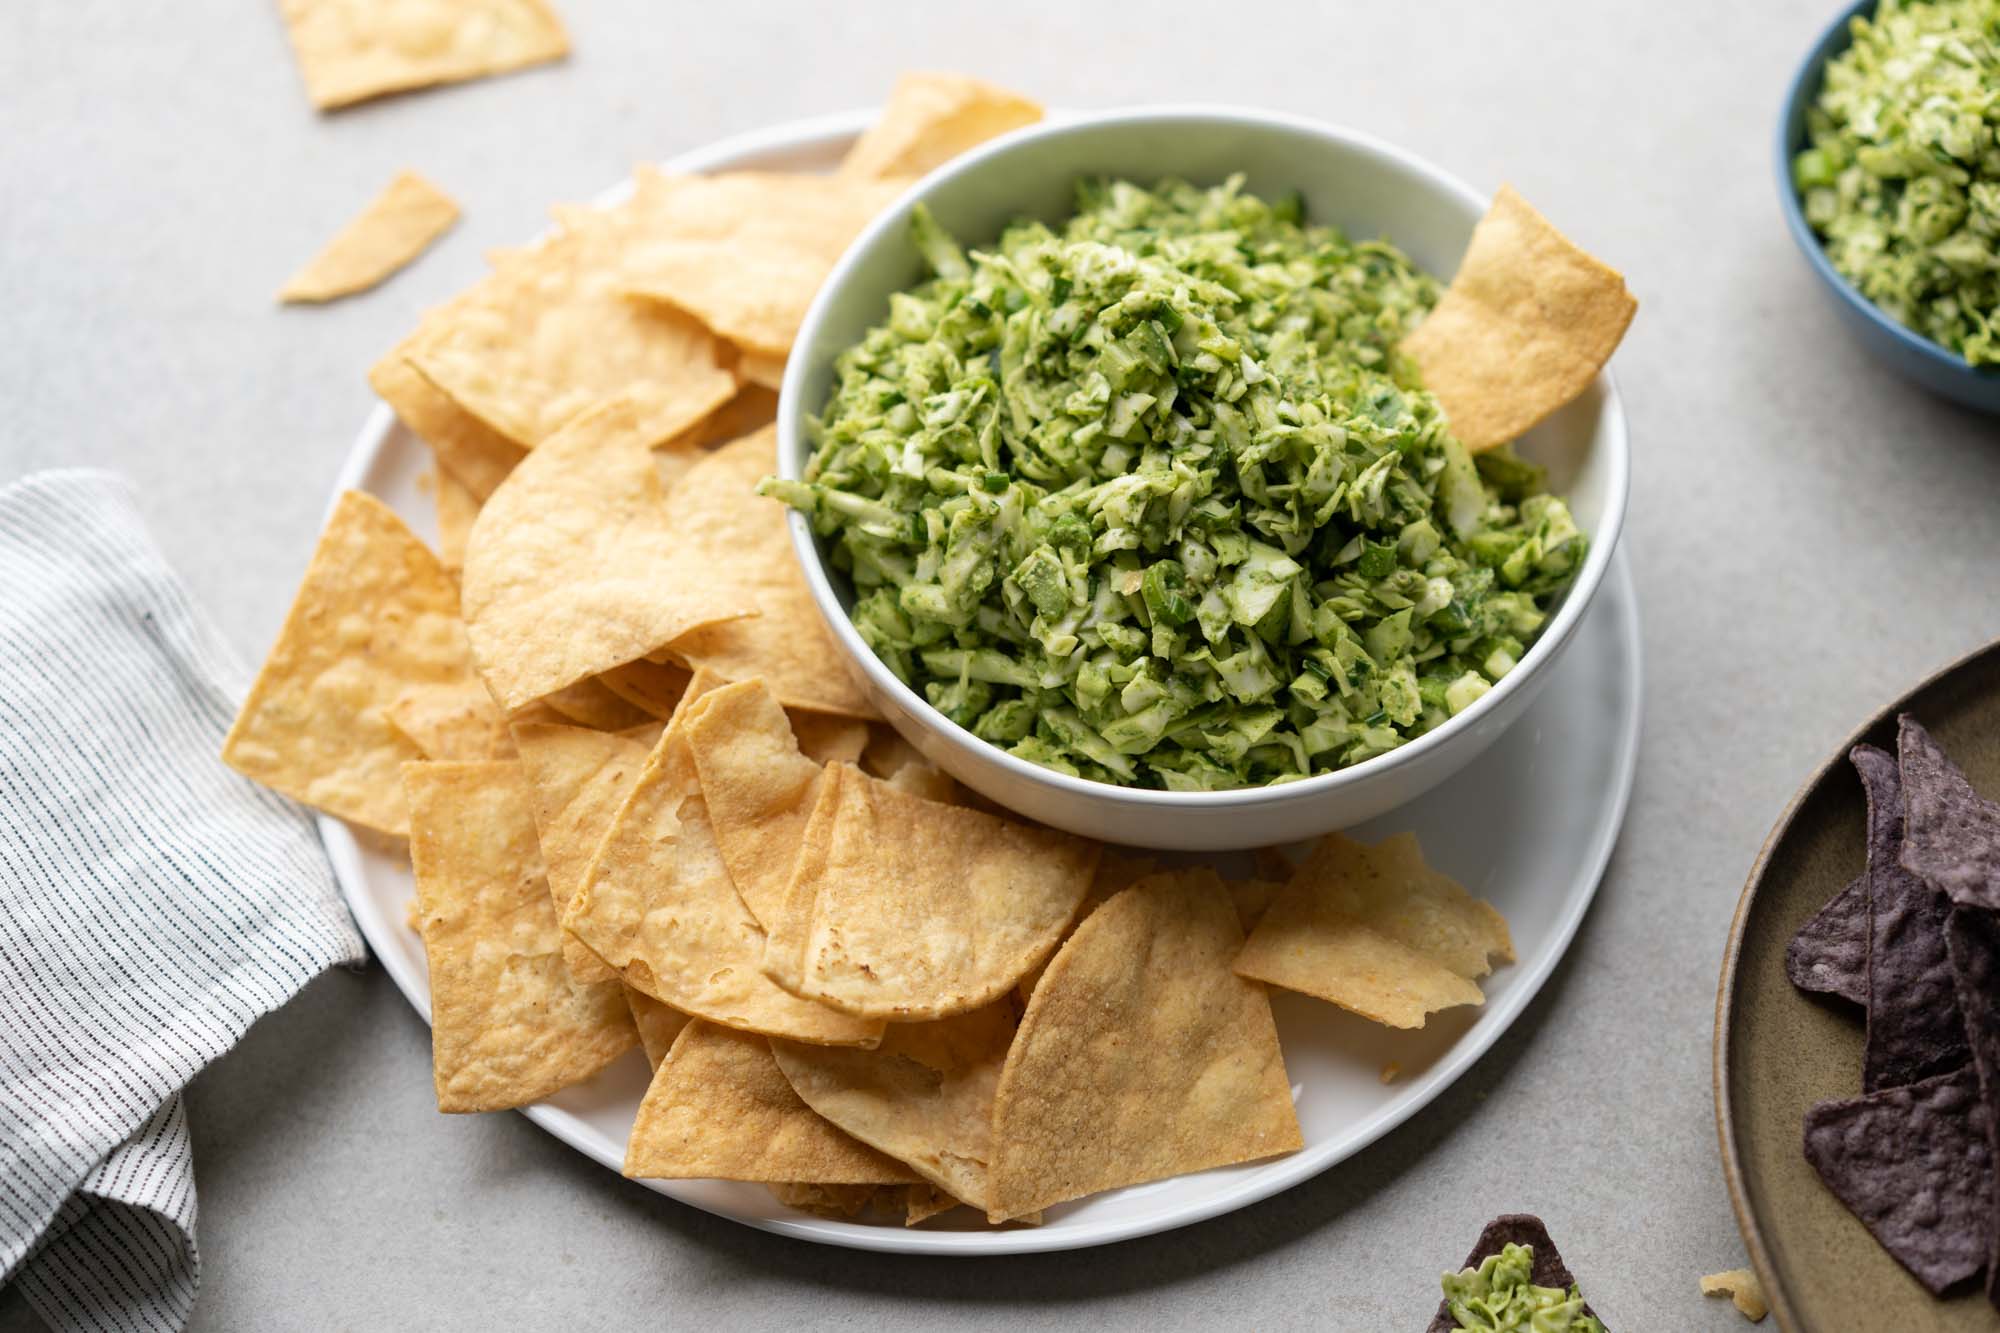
534,676,657,732
407,205,735,450
1803,1066,1993,1295
385,678,511,760
222,491,481,835
564,676,881,1046
512,721,654,985
1402,185,1636,451
276,0,568,110
1945,906,2000,1307
595,659,692,721
460,398,757,710
683,678,826,927
764,763,1099,1020
620,173,910,358
773,1000,1016,1214
369,352,525,500
1699,1269,1768,1322
840,72,1043,181
280,171,458,303
1899,715,2000,913
1233,832,1512,1029
403,760,635,1112
1017,849,1156,1001
1853,744,1967,1091
767,1182,881,1219
623,1022,915,1182
987,869,1300,1220
1428,1215,1603,1333
626,989,690,1071
1784,873,1869,1007
656,427,878,719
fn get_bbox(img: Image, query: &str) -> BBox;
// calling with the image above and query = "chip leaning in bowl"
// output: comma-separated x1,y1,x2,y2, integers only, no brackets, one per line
766,177,1632,790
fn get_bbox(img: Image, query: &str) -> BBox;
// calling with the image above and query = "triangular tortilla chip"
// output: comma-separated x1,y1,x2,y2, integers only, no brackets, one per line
624,1022,916,1183
564,675,880,1046
280,171,458,303
403,760,635,1112
773,1000,1016,1215
619,172,911,358
276,0,569,111
1785,873,1870,1007
840,72,1043,181
512,721,655,986
222,491,483,835
683,678,827,927
1233,832,1513,1029
370,352,524,500
460,397,758,709
763,763,1099,1020
1402,185,1635,451
406,201,735,449
657,427,878,719
626,989,690,1071
1898,714,2000,913
987,869,1300,1220
1017,849,1158,1001
1427,1215,1605,1333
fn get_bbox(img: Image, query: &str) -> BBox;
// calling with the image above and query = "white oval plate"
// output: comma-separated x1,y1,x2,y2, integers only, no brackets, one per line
324,110,1644,1255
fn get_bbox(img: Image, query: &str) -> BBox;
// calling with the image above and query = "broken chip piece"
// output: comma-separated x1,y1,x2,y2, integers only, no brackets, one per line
1783,872,1869,1007
280,171,459,303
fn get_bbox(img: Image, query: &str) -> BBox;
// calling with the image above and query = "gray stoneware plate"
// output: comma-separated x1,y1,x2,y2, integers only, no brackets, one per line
1715,637,2000,1331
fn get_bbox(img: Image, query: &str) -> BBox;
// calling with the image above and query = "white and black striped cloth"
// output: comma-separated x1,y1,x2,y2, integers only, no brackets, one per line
0,471,363,1331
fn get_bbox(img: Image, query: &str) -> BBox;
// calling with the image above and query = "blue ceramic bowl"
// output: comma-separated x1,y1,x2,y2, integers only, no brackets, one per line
1777,0,2000,414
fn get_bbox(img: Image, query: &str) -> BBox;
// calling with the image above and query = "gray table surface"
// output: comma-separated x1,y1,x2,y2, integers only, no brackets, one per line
6,1,1997,1328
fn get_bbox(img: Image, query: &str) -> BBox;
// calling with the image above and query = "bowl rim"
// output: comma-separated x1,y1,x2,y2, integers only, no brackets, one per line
1774,0,2000,384
778,102,1631,810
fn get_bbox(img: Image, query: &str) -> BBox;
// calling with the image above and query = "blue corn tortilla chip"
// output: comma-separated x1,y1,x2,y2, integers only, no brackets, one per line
1425,1213,1604,1333
1803,1065,1993,1295
1785,872,1869,1007
1853,744,1968,1091
1945,906,2000,1313
1899,715,2000,913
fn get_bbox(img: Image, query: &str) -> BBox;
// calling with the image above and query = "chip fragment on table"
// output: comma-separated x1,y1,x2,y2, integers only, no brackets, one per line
276,0,569,110
280,171,459,303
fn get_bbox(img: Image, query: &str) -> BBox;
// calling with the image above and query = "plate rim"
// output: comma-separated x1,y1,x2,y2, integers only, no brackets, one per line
321,107,1646,1256
1712,633,2000,1330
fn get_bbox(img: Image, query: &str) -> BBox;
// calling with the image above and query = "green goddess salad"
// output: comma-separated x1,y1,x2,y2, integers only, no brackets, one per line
765,177,1587,790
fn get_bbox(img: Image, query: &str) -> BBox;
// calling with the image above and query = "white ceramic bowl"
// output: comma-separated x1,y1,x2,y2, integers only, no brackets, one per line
779,106,1629,849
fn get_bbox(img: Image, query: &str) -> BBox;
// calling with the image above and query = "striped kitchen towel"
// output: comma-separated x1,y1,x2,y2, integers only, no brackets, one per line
0,471,364,1332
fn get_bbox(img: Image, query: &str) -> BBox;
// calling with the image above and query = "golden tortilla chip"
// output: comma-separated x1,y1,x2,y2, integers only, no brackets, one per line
512,721,654,985
385,678,511,760
278,0,568,110
1017,849,1157,1001
1402,185,1636,451
763,763,1099,1020
460,397,757,709
407,202,735,449
656,428,878,720
624,1022,915,1182
1700,1269,1769,1322
564,674,880,1046
681,677,830,926
987,869,1300,1220
280,171,458,303
595,659,692,721
840,72,1043,181
426,464,480,573
773,1000,1016,1214
403,759,635,1112
370,352,524,500
626,989,689,1070
532,677,657,732
1232,832,1513,1029
620,172,910,358
222,491,480,835
789,712,870,766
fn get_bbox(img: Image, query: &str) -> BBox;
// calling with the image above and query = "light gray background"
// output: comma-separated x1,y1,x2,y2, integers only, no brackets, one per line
4,1,1995,1328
